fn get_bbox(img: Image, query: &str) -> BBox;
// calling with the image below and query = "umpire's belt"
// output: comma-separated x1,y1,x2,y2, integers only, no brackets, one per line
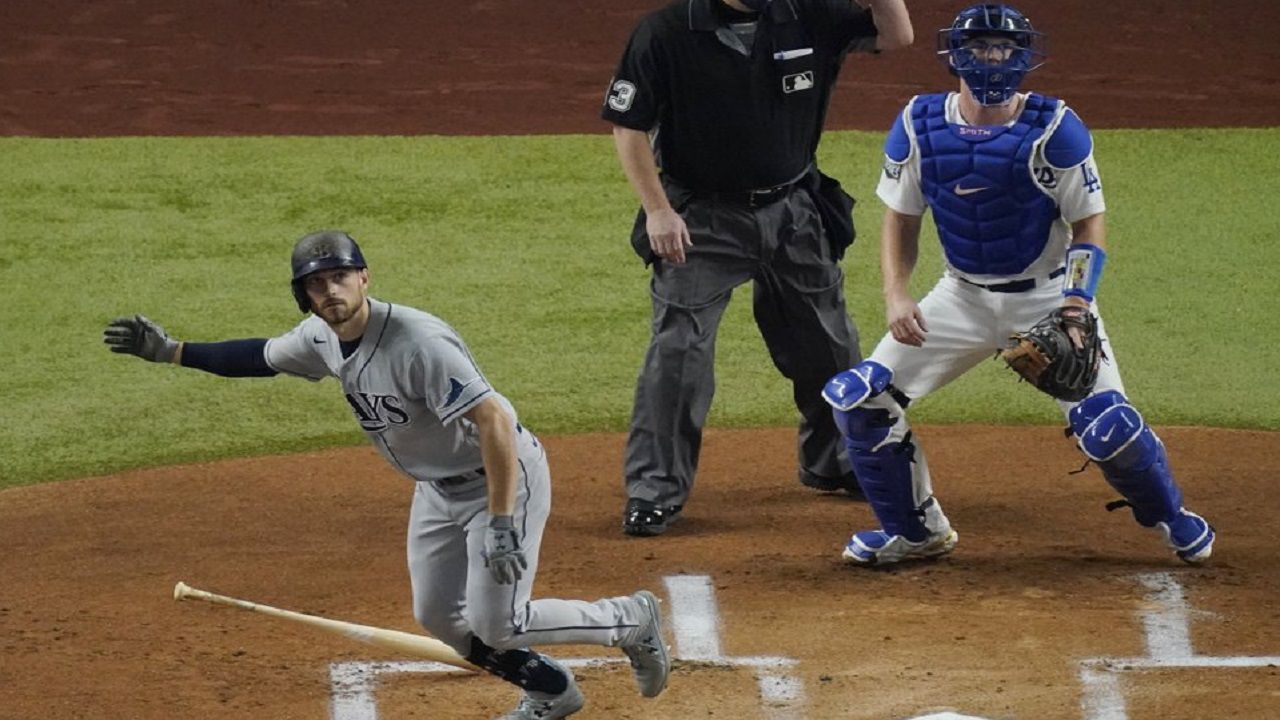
433,467,486,487
958,266,1065,293
697,177,804,208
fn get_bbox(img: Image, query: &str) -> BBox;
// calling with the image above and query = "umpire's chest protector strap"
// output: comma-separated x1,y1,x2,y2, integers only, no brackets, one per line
913,93,1062,276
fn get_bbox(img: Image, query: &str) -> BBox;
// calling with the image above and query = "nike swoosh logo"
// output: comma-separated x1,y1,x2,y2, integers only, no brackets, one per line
953,184,990,196
1100,426,1116,443
312,337,326,344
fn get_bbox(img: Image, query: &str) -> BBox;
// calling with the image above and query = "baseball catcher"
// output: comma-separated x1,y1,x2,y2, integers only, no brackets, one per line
819,3,1215,569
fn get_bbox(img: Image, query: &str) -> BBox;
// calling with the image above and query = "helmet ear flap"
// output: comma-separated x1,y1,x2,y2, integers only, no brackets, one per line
292,280,311,314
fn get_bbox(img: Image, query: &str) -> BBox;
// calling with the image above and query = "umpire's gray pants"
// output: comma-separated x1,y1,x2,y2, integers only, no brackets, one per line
624,188,861,508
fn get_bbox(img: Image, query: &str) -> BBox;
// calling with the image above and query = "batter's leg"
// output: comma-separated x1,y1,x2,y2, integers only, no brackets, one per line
406,482,473,653
467,449,672,696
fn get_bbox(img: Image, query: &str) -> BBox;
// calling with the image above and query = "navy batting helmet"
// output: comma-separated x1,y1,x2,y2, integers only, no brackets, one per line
937,4,1047,106
289,230,368,313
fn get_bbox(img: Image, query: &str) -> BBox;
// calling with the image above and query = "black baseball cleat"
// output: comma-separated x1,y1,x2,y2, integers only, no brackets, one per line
623,498,682,537
799,470,865,501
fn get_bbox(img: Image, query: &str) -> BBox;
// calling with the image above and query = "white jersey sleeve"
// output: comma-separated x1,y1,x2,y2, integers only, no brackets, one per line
410,334,494,426
264,317,332,382
875,102,927,216
876,151,927,216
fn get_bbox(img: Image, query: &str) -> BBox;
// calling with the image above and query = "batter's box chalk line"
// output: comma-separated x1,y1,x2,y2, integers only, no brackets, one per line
1078,572,1280,720
329,574,805,720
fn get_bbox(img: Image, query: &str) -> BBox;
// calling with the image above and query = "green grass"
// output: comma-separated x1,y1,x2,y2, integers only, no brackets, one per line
1,129,1277,488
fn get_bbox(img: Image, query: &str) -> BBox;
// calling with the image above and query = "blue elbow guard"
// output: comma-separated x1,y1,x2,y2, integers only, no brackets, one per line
1063,243,1106,302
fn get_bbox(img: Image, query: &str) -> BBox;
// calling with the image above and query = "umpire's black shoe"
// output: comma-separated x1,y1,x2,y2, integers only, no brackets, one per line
799,470,866,501
623,498,683,537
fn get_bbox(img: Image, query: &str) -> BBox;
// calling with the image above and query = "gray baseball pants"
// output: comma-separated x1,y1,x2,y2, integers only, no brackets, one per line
624,188,861,508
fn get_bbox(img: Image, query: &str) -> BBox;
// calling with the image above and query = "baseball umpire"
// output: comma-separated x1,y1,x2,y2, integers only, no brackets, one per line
822,4,1215,566
103,231,670,719
603,0,915,536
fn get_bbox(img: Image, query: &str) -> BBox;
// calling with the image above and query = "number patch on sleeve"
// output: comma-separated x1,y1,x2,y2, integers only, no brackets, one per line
607,79,637,112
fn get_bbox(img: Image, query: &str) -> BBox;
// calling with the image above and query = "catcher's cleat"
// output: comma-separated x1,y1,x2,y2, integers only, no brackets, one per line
623,498,682,537
842,527,958,566
620,590,671,698
494,657,584,720
1156,508,1215,565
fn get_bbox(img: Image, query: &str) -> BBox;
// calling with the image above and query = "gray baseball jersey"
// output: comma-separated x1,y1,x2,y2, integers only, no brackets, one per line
265,298,524,479
265,298,646,654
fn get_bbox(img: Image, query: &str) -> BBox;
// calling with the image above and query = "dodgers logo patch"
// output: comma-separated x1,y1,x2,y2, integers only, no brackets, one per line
782,71,814,94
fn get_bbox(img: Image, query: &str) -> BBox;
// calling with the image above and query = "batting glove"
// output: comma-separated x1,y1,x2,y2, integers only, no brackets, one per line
104,314,180,363
482,515,527,585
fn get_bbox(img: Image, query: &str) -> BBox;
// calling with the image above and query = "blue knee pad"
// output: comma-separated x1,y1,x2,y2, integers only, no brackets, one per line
1069,390,1182,526
832,403,927,541
823,360,894,411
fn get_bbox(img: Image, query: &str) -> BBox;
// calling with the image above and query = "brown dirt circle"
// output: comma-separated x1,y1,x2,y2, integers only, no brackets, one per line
4,1,1280,718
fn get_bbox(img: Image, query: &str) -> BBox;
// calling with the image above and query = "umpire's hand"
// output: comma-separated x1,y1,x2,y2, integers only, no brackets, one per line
482,515,528,585
103,314,180,363
646,207,693,265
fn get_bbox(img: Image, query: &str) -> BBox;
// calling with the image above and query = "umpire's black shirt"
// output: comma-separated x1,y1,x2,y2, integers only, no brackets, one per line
602,0,878,192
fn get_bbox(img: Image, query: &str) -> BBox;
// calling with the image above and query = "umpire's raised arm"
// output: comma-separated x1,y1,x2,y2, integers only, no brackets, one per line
862,0,914,50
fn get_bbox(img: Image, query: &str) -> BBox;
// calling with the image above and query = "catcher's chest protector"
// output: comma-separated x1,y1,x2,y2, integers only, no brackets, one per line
913,92,1061,275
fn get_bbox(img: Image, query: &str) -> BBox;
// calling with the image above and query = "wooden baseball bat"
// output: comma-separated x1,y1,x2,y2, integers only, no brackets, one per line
173,581,477,671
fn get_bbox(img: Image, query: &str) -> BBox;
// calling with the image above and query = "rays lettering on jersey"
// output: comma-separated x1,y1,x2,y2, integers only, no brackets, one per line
345,392,410,432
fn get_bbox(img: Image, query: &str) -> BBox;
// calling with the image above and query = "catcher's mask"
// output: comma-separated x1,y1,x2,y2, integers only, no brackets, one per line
290,230,368,313
937,4,1047,107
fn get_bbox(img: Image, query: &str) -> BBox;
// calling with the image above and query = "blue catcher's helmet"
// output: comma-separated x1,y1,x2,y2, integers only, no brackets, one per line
937,4,1047,106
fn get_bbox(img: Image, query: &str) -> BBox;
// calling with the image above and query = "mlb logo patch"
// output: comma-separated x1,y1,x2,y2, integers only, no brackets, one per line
782,71,814,94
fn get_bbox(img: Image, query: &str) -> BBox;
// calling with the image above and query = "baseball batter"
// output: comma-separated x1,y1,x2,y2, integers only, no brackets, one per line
821,4,1215,566
103,231,670,719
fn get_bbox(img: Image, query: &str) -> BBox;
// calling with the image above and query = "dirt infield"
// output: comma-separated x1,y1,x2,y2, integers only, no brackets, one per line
3,1,1279,719
3,428,1278,719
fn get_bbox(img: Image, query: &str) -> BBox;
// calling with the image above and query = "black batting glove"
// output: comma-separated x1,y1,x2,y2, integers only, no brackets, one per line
103,314,180,363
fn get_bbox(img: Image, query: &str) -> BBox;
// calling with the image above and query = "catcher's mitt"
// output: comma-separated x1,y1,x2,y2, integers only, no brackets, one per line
999,306,1100,402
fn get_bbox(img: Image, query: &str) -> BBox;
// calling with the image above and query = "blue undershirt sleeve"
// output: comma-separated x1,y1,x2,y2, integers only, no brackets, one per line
181,339,277,377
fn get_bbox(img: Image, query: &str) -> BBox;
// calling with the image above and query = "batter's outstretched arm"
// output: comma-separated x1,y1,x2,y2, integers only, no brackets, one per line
103,315,276,377
881,209,928,347
612,125,692,264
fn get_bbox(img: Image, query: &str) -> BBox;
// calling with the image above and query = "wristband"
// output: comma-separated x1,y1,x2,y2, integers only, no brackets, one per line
1062,243,1106,303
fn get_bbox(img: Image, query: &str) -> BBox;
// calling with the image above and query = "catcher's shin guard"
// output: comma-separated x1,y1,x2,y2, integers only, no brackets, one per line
832,399,931,542
1069,391,1182,526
